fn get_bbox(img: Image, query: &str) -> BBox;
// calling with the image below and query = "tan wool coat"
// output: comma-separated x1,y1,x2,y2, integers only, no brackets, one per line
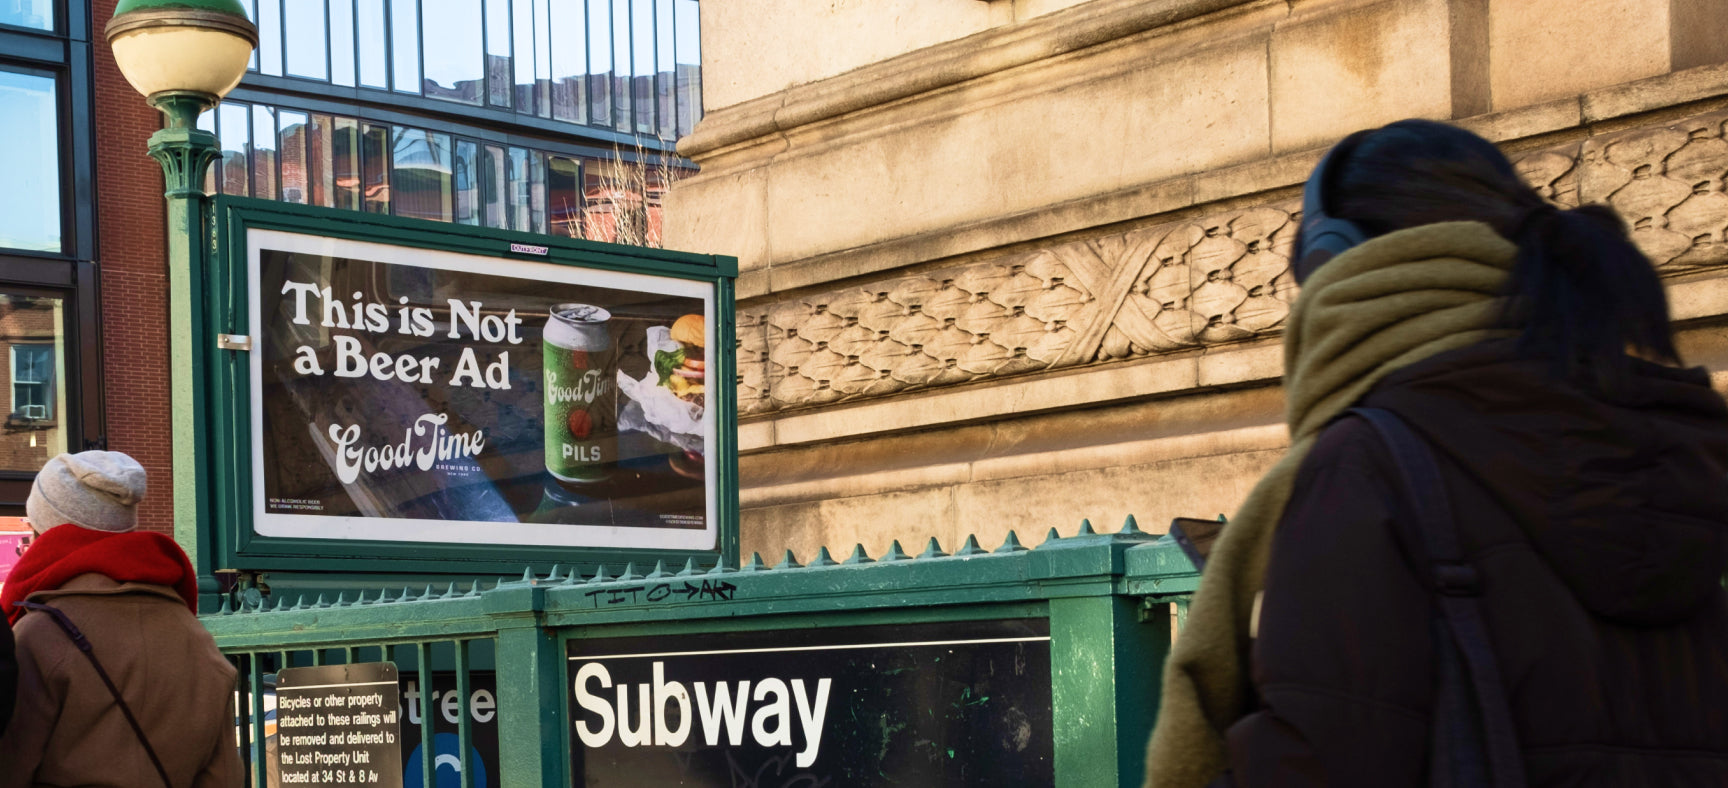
0,573,241,787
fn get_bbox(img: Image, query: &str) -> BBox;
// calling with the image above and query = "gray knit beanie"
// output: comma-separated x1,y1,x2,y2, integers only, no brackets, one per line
26,451,147,534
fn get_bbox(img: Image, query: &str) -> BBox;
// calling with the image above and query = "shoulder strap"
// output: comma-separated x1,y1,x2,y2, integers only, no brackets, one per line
14,600,174,788
1348,407,1527,788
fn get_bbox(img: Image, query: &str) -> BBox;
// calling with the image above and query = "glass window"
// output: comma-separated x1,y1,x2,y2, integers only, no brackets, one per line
611,0,631,131
245,0,258,71
252,104,278,199
358,0,387,89
198,111,218,194
533,0,551,117
0,0,51,31
308,114,336,208
675,0,700,137
423,0,483,105
454,139,479,226
485,0,511,107
285,0,329,80
530,149,547,234
278,110,310,204
507,146,530,232
512,0,536,112
549,0,587,123
258,0,284,77
588,0,611,126
391,128,453,222
361,122,391,213
656,0,675,140
0,69,60,254
547,155,581,239
332,116,361,210
390,0,420,94
331,0,357,87
0,295,67,471
217,102,251,197
483,144,506,229
632,0,655,134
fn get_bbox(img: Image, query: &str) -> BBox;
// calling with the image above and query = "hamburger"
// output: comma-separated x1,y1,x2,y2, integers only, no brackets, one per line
656,314,706,406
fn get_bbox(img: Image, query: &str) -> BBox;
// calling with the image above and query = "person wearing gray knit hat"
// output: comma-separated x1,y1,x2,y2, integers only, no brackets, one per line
24,451,147,534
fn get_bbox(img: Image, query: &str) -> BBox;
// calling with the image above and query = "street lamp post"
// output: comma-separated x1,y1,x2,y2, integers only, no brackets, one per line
106,0,256,604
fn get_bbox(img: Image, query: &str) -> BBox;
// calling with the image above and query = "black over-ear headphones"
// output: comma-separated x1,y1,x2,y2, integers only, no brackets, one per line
1294,130,1374,283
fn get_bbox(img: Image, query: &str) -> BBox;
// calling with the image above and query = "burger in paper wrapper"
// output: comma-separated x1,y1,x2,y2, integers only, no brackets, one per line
617,314,706,478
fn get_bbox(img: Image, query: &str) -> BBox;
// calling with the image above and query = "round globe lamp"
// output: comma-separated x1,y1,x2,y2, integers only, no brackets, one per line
106,0,256,117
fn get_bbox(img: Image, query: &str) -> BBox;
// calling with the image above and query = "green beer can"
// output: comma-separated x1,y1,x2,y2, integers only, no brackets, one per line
544,304,617,482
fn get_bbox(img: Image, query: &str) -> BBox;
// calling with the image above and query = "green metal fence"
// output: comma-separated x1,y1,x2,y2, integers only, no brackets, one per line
208,519,1201,787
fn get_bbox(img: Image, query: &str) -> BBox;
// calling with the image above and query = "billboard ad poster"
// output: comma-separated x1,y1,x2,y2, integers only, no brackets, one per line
247,230,717,550
566,619,1055,787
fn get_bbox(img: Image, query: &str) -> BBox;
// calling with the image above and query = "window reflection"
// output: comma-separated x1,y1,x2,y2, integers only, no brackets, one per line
485,0,512,107
588,0,612,126
284,0,328,80
512,0,536,112
656,0,676,140
0,69,60,253
507,147,530,232
0,0,51,30
530,150,548,234
0,295,67,472
549,0,587,123
252,105,279,200
333,117,361,210
217,102,251,197
358,0,388,89
633,0,655,134
278,111,310,204
611,0,631,131
547,155,581,239
391,128,453,222
454,140,479,226
361,123,391,213
230,0,700,142
533,0,552,117
198,111,217,195
309,114,336,208
258,0,283,76
390,0,420,94
422,0,483,105
483,145,507,229
675,0,701,138
331,0,357,87
193,99,693,244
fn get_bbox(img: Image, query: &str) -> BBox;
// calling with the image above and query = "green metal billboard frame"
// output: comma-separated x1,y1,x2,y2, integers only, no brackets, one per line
202,197,740,580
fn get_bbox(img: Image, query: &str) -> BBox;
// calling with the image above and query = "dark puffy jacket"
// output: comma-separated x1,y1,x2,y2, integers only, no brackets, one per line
1221,340,1728,786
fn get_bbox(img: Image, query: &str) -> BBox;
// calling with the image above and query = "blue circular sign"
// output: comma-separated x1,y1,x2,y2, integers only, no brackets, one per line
404,732,489,788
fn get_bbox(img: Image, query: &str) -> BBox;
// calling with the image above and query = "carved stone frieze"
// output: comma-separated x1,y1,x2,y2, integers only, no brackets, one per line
738,109,1728,417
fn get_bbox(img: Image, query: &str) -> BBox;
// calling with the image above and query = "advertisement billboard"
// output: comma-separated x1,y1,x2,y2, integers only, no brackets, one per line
246,228,720,553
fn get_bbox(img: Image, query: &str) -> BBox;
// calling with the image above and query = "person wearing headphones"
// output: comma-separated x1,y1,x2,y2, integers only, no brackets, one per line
1145,119,1728,786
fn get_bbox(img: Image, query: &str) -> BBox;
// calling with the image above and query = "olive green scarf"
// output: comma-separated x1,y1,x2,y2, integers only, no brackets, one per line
1143,221,1518,787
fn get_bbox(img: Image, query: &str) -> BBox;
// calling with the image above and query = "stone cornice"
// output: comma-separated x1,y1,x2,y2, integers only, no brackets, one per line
678,0,1254,160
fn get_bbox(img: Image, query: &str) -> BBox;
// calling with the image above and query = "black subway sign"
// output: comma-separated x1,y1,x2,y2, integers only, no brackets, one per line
566,619,1054,786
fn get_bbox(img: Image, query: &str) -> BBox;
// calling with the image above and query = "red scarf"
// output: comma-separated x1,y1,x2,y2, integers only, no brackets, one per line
1,526,197,625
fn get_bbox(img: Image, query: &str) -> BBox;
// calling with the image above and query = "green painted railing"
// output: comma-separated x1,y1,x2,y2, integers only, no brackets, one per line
207,518,1201,787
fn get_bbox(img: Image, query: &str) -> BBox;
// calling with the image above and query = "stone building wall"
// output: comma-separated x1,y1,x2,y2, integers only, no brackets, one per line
668,0,1728,561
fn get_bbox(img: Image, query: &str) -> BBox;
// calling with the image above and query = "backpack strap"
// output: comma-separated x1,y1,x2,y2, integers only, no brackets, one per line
14,600,174,788
1348,407,1527,788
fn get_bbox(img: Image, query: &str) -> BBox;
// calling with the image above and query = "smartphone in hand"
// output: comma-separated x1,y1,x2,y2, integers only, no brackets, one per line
1169,516,1227,570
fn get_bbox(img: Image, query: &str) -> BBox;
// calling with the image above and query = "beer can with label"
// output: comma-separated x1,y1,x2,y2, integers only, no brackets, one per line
544,304,617,482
